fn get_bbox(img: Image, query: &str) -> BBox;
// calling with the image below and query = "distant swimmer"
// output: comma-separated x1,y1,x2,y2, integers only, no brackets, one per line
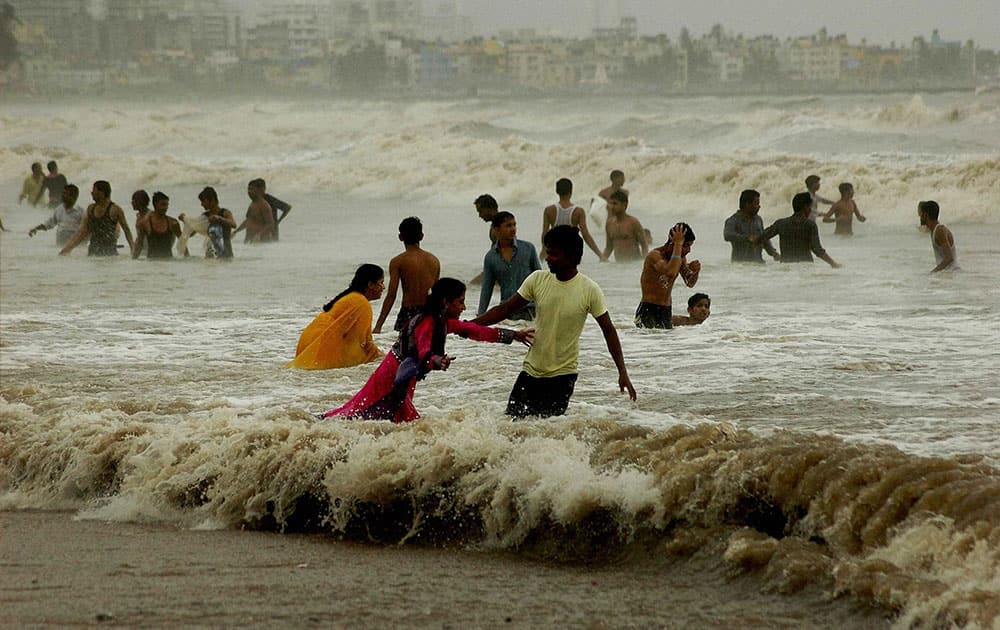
918,200,960,273
17,162,44,207
542,177,606,262
469,193,499,285
133,191,181,259
131,190,151,257
29,183,84,246
234,179,276,243
478,211,541,321
762,192,841,268
822,183,866,235
475,225,636,418
598,169,628,203
373,216,441,334
35,161,67,208
602,190,648,263
724,189,779,263
177,187,235,258
59,180,134,256
805,174,834,221
286,264,385,370
636,223,701,329
319,278,531,423
671,293,711,327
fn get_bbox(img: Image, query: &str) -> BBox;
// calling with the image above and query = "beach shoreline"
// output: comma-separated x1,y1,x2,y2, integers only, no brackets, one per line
0,510,890,628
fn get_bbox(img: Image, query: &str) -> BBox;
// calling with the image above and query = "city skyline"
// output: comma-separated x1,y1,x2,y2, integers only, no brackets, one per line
230,0,1000,49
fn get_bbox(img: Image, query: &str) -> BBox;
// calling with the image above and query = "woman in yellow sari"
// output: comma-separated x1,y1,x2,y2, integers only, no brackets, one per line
286,264,385,370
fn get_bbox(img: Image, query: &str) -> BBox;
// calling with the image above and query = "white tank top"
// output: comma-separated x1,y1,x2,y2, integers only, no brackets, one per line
554,203,577,227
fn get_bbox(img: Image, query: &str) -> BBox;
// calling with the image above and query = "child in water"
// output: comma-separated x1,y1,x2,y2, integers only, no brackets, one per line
319,278,533,422
822,183,866,236
671,293,711,326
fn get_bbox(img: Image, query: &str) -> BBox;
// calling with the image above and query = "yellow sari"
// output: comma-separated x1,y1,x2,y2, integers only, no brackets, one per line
286,292,382,370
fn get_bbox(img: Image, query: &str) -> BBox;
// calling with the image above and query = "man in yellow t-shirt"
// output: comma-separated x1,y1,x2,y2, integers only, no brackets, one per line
475,225,636,418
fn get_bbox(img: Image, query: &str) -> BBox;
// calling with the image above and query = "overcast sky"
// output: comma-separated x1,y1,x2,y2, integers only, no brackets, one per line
457,0,1000,49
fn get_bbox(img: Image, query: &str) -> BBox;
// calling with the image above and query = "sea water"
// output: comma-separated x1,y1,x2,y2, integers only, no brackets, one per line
1,92,998,626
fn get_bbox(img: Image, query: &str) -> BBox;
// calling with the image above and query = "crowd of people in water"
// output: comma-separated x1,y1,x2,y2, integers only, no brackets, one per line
7,161,961,422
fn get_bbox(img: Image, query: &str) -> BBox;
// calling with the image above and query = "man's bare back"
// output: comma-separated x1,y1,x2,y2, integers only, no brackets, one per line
395,248,440,307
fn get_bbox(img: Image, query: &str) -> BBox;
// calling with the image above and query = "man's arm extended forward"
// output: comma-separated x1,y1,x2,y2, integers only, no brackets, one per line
473,293,530,326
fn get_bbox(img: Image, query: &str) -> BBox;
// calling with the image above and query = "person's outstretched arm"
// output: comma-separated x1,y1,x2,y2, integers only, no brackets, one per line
473,293,530,326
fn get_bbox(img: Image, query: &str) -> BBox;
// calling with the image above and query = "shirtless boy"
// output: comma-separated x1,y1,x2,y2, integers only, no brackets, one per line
671,293,711,326
635,223,700,329
541,178,605,261
236,179,276,243
598,170,627,203
602,190,648,262
822,183,866,235
373,216,441,333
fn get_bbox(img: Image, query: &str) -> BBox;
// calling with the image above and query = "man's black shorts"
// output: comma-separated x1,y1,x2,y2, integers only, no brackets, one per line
506,371,578,419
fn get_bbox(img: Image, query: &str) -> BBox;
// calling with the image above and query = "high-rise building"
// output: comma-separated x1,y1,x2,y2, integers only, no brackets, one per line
7,0,98,60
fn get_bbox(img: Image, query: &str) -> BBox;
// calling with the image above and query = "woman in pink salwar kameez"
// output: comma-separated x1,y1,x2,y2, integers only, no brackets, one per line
320,278,533,422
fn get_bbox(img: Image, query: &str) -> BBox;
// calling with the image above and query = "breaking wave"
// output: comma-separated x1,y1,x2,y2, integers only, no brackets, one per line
1,401,997,627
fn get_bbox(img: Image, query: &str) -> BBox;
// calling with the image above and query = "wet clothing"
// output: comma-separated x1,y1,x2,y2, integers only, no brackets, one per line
286,292,381,370
931,224,960,270
40,204,84,246
321,315,514,423
264,193,290,240
763,214,828,263
393,305,424,332
86,203,119,256
634,302,672,329
19,175,44,207
553,203,578,227
724,211,777,263
208,222,233,258
478,238,541,319
145,218,176,259
506,371,578,419
37,174,67,207
517,270,607,378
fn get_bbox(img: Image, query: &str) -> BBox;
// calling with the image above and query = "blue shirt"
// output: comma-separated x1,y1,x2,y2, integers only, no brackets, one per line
478,238,541,315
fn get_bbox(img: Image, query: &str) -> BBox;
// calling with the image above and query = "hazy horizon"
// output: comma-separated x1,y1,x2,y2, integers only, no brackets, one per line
460,0,1000,49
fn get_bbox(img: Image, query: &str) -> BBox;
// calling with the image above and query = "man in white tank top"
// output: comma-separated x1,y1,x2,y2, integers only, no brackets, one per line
918,200,960,272
541,177,606,261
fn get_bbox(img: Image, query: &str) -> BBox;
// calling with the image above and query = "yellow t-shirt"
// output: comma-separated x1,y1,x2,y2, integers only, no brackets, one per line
517,270,607,377
20,175,43,206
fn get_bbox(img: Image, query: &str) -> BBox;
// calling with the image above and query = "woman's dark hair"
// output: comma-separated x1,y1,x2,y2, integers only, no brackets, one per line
323,264,384,311
132,189,150,206
152,191,169,205
423,278,466,318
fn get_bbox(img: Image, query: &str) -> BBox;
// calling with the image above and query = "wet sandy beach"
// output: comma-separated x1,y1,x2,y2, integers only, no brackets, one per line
0,511,889,628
